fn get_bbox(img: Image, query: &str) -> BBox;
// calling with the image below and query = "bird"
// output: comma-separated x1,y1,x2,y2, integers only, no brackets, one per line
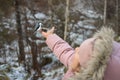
34,22,48,34
34,22,42,32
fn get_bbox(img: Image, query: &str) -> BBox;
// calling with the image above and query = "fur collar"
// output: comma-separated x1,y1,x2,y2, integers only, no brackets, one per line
70,27,115,80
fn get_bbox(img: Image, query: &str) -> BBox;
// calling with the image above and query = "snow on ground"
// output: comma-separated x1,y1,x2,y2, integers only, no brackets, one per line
34,13,47,19
0,63,27,80
7,66,27,80
73,0,102,19
0,51,64,80
41,53,64,80
41,66,64,80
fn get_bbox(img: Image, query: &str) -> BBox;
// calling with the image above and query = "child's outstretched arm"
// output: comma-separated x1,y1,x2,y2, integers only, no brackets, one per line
40,27,75,67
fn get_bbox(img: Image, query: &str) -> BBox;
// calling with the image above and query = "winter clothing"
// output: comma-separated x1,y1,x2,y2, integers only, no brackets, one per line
46,27,120,80
46,34,75,80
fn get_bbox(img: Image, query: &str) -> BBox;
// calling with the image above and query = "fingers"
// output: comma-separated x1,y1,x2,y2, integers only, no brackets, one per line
40,27,55,38
49,27,55,34
41,27,55,38
51,27,55,31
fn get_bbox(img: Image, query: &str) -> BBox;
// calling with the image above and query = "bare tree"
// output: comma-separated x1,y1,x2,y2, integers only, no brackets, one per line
14,0,25,63
103,0,107,26
64,0,69,40
48,0,53,26
116,0,119,35
31,42,42,78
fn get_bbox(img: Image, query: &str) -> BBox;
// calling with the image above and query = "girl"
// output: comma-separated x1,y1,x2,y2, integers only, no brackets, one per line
40,27,120,80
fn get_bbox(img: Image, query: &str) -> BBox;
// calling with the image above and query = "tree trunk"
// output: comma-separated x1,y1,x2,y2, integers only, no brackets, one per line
118,0,120,36
103,0,107,26
116,0,119,35
15,0,25,63
31,42,42,77
48,0,53,26
64,0,69,40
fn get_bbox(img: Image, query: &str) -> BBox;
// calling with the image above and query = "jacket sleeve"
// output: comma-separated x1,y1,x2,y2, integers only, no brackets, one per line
46,34,75,67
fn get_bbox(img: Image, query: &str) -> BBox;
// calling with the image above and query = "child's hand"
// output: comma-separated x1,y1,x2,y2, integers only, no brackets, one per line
40,27,55,38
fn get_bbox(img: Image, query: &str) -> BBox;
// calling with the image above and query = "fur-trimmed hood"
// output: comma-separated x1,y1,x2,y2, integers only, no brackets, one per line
70,27,115,80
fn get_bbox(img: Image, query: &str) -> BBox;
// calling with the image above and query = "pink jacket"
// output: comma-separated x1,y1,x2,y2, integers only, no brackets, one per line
46,32,120,80
46,34,75,80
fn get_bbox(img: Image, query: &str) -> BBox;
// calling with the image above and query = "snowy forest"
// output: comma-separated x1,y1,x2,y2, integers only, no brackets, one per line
0,0,120,80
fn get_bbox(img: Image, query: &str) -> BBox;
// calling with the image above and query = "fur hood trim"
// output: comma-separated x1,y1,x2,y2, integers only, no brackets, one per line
70,27,115,80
